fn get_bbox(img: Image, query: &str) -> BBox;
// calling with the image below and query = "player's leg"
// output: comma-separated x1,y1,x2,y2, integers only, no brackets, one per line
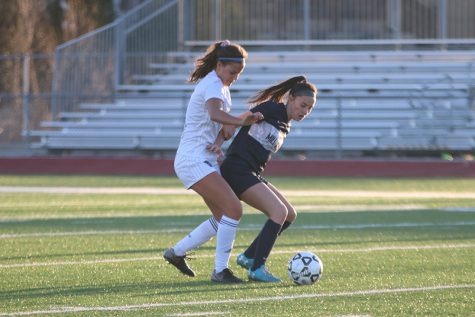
164,196,223,277
239,183,287,282
238,178,296,267
265,181,297,233
192,172,244,283
165,156,215,277
172,196,222,257
166,157,240,281
163,196,224,277
164,208,221,278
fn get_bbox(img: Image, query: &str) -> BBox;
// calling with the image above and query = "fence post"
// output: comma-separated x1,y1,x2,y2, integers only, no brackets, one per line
184,0,194,46
336,96,342,159
303,0,310,40
177,0,184,51
388,0,401,49
51,48,60,117
214,0,221,41
21,54,30,143
468,62,475,110
115,17,125,91
438,0,447,50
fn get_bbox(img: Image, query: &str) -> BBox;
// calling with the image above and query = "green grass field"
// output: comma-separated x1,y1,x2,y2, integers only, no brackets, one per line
0,175,474,316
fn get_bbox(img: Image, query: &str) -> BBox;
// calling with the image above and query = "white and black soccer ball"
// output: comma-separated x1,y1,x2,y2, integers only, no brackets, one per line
288,251,323,285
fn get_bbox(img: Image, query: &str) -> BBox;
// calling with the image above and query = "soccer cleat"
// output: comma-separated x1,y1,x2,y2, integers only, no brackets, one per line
236,252,254,270
248,265,282,282
211,268,244,283
163,248,196,277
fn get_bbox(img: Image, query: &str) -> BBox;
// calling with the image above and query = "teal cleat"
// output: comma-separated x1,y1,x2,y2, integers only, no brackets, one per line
248,265,282,282
236,252,254,270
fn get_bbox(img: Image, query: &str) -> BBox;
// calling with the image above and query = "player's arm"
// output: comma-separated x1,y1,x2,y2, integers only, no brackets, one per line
206,128,226,156
213,110,257,146
215,129,227,147
237,110,253,120
207,109,252,156
206,99,263,126
207,125,233,156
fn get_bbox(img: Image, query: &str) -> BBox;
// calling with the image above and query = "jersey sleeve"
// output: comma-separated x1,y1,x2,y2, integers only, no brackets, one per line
204,80,226,102
250,101,276,118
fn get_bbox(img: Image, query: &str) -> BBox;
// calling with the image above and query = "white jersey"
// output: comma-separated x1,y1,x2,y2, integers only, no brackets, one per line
176,71,231,160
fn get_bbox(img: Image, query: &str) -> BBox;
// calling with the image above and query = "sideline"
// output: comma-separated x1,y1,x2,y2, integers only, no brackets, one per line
0,284,473,316
1,221,475,239
1,243,474,268
1,186,475,198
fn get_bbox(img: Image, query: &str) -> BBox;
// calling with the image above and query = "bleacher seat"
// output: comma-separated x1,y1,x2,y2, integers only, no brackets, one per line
31,50,475,154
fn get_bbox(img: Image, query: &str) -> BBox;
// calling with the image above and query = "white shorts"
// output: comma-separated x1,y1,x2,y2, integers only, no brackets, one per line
174,154,220,189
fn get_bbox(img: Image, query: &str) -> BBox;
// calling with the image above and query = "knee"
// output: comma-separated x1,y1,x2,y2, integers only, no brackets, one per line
286,205,297,223
271,203,288,224
225,199,243,220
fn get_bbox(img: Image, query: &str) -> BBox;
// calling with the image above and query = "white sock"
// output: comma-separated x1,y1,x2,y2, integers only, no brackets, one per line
173,217,219,256
215,215,239,273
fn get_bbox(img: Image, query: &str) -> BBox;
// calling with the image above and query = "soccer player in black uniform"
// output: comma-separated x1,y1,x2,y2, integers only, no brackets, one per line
219,75,317,282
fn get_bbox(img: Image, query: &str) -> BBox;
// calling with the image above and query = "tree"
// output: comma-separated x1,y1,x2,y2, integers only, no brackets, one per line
0,0,115,143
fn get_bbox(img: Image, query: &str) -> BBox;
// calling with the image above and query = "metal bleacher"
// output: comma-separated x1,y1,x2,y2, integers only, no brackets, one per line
31,50,475,155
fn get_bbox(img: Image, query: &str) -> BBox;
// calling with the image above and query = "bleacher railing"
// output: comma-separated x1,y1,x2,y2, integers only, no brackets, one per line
51,0,475,117
52,0,179,116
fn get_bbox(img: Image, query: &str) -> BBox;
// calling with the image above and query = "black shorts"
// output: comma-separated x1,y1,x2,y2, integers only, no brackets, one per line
220,156,268,197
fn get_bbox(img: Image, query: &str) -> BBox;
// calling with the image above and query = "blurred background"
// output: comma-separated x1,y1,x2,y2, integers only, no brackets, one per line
1,0,474,171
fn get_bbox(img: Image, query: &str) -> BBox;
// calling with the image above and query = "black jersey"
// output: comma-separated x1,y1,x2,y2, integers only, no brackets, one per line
226,100,290,173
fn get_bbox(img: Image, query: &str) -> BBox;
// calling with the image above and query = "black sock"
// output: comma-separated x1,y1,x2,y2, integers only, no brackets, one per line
244,220,292,259
278,221,292,235
243,231,260,259
250,219,282,271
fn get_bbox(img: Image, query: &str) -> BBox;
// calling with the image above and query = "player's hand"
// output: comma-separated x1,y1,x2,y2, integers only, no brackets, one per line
241,112,264,126
221,125,236,140
206,143,224,158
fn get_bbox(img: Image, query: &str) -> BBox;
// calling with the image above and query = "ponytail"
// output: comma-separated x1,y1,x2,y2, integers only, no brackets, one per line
188,40,248,83
249,76,317,105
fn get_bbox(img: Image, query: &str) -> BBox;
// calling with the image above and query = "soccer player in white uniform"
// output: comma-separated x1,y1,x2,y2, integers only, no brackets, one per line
163,40,263,283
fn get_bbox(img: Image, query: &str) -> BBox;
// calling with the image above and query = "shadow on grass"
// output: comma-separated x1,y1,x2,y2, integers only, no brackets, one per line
3,209,471,233
0,215,211,232
1,232,472,262
2,212,473,262
0,278,288,302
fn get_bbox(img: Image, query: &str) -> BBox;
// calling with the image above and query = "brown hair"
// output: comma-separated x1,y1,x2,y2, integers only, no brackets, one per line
188,40,248,83
248,75,317,105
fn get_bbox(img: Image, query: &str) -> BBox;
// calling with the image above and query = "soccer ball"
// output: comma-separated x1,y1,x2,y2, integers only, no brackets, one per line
287,251,323,285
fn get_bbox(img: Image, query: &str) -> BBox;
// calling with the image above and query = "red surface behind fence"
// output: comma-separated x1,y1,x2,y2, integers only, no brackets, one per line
1,157,474,177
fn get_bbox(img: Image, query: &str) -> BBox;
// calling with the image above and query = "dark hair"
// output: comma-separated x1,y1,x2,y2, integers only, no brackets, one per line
188,40,248,83
248,75,317,105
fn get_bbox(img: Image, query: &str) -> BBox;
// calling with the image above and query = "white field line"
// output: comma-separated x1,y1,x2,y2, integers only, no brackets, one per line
167,312,229,316
1,220,475,239
0,187,194,195
441,207,475,212
0,205,429,223
1,243,474,269
336,315,371,317
0,284,473,316
295,204,426,212
335,315,371,317
1,186,475,198
0,204,467,225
